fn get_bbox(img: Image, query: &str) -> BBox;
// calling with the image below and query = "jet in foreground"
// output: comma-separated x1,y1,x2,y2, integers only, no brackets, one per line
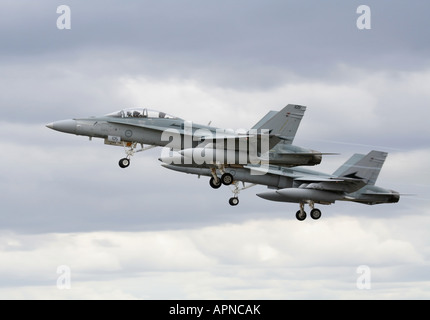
162,150,400,219
46,104,324,175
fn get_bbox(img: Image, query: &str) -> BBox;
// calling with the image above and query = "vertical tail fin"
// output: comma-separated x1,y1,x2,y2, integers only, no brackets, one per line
252,104,306,144
333,150,388,185
251,111,278,130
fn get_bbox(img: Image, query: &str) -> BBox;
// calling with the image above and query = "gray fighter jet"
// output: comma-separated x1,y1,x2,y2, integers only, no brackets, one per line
46,104,324,173
162,150,400,219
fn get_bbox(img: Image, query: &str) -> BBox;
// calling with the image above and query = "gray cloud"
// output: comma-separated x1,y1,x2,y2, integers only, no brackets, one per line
2,1,430,87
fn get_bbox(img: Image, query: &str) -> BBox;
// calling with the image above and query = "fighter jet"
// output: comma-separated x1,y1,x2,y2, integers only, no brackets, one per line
162,150,400,219
46,104,324,173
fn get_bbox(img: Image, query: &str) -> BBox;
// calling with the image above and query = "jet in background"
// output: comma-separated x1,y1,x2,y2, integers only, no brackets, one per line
46,105,324,176
162,150,400,219
159,104,334,188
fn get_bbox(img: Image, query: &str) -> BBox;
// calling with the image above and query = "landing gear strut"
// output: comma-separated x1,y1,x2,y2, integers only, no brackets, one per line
209,168,222,189
209,177,222,189
296,203,307,221
309,201,322,220
228,181,240,206
227,181,256,206
207,168,256,206
295,201,322,221
209,167,234,187
118,142,156,168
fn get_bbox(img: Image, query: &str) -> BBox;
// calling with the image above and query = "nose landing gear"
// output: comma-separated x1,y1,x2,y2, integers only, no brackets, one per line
119,157,130,168
118,142,156,168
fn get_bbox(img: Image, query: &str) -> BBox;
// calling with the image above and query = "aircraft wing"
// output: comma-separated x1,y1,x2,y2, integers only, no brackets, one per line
243,165,336,180
243,165,301,177
244,165,365,193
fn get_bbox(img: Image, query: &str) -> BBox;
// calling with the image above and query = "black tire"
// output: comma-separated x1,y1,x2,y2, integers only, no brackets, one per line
310,208,322,220
295,210,306,221
229,197,239,206
221,173,234,186
209,177,222,189
119,158,130,168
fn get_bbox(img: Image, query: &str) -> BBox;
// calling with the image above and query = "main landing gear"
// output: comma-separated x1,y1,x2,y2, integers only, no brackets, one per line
208,168,255,207
209,169,233,188
209,169,238,206
118,142,156,168
295,202,322,221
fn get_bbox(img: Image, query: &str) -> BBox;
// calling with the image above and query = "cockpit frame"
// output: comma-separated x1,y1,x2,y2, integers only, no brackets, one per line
106,108,180,120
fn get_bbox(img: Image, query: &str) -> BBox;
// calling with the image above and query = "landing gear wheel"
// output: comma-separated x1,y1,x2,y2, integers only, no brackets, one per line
119,158,130,168
229,197,239,206
296,210,307,221
209,177,222,189
310,208,322,220
221,173,234,186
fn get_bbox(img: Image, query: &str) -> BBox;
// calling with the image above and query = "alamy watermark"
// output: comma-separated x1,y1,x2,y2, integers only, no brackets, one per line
159,122,271,175
57,5,71,30
356,265,371,290
357,5,371,30
56,5,370,31
57,265,71,289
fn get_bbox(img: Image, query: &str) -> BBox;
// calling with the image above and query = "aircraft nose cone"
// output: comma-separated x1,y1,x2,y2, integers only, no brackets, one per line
46,119,77,134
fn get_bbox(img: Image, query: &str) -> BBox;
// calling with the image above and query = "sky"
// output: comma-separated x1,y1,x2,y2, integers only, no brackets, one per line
0,0,429,299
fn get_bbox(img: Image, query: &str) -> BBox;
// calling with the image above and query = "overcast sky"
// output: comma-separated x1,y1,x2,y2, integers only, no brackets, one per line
0,0,429,299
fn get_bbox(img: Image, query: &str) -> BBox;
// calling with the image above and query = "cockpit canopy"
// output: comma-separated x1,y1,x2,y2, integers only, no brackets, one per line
106,108,180,120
